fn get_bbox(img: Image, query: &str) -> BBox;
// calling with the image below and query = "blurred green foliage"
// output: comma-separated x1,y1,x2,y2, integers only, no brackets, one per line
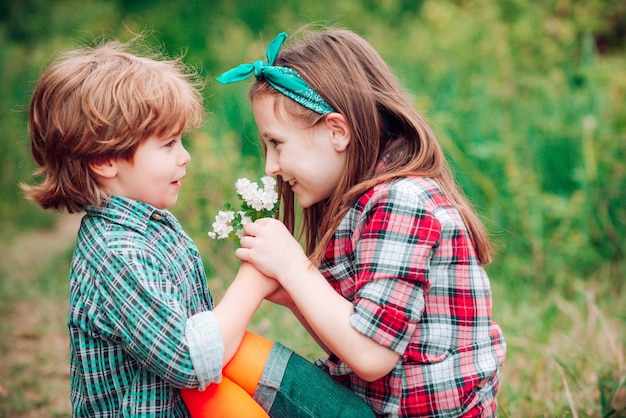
4,0,624,284
1,0,625,415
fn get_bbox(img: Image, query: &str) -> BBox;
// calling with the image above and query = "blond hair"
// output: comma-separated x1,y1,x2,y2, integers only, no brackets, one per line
249,28,493,265
22,39,205,213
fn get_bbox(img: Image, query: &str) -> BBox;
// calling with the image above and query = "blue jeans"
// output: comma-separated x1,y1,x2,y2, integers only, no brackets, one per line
254,343,376,418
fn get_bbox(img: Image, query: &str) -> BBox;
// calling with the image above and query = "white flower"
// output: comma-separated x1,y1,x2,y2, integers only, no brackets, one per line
261,175,276,189
208,176,279,242
235,177,252,192
261,189,279,210
207,210,235,239
240,212,252,226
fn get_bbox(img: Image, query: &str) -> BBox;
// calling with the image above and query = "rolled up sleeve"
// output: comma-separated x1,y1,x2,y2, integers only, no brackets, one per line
186,311,224,390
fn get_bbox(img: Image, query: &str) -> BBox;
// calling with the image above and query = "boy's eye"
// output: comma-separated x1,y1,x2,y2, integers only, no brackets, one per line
165,139,177,147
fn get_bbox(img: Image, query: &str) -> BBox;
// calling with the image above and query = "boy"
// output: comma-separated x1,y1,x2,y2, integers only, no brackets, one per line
22,39,276,417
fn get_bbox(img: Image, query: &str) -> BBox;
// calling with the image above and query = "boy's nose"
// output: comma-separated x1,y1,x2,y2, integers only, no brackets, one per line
180,146,191,166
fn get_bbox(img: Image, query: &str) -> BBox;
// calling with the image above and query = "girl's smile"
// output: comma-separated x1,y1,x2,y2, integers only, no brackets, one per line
252,95,350,208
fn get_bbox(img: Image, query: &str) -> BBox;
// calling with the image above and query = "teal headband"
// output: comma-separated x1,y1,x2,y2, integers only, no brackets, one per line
217,32,335,115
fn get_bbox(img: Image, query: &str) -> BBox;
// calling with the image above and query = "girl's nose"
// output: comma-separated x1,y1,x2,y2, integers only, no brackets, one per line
264,154,279,176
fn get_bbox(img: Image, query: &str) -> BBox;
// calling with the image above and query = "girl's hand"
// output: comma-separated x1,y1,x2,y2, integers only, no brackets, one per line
236,218,311,285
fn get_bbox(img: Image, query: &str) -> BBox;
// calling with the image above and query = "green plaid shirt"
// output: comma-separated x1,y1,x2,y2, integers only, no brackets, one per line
69,196,222,417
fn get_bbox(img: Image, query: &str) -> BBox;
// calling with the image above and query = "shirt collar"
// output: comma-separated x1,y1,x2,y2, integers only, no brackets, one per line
84,196,174,233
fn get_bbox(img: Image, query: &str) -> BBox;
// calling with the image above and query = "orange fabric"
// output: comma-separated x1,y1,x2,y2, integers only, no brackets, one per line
223,331,273,395
180,331,274,417
180,377,269,417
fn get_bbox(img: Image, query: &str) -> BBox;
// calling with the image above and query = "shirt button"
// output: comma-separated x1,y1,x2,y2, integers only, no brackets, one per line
151,213,162,221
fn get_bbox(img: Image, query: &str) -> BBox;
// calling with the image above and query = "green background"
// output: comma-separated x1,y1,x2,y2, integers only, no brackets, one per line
1,0,624,416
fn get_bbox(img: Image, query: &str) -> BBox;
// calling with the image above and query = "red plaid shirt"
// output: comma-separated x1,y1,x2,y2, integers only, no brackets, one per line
316,177,506,417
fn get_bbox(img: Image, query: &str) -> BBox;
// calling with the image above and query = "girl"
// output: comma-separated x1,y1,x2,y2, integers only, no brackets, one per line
219,29,506,417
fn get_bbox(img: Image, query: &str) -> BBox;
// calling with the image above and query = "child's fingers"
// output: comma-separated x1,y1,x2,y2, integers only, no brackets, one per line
234,247,250,261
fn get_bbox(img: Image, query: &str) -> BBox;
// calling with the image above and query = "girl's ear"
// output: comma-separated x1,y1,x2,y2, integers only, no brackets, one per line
89,158,118,179
324,113,351,152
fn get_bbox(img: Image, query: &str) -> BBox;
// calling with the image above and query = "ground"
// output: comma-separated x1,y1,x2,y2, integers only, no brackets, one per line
0,213,81,417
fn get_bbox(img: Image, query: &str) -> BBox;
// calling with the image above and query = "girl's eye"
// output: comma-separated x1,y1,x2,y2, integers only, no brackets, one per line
268,138,280,147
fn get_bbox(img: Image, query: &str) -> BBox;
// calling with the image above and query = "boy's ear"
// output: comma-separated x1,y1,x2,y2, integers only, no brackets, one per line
325,113,351,152
89,158,117,179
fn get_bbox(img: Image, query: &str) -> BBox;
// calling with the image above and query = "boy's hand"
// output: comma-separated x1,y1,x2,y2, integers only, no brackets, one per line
265,287,294,309
236,261,280,297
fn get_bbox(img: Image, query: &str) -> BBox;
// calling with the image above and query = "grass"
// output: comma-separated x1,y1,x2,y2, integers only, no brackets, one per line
492,277,625,417
2,74,624,416
0,213,623,417
1,1,624,416
0,223,76,418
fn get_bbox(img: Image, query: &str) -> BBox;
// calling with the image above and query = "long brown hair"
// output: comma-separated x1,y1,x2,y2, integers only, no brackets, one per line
249,28,493,265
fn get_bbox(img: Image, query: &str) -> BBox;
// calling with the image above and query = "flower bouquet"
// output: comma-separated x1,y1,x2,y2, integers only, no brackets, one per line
208,176,279,242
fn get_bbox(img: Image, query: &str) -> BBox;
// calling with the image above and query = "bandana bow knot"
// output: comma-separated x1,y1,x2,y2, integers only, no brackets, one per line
217,32,335,115
252,60,265,79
